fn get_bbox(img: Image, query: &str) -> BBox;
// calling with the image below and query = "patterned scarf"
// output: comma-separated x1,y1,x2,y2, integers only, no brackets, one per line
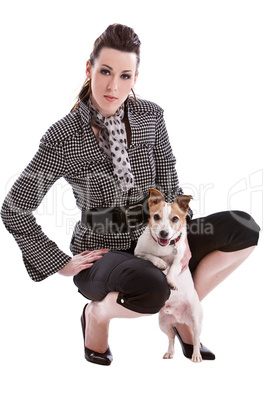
88,97,134,192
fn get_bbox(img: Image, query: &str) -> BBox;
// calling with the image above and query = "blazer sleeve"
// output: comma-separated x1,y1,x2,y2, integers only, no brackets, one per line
153,112,193,219
153,111,184,202
1,139,72,282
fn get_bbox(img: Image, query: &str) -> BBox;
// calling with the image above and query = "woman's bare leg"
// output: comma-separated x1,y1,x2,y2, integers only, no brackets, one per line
84,292,151,353
175,246,256,344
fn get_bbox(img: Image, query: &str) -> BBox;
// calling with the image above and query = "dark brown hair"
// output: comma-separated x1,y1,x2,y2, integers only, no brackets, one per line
72,24,141,111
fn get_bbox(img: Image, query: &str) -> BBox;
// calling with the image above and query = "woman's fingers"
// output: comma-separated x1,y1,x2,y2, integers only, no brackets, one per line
77,249,110,271
80,249,109,263
80,249,110,257
58,249,110,276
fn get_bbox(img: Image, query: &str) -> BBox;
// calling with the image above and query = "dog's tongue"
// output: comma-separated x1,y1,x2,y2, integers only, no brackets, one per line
158,238,169,247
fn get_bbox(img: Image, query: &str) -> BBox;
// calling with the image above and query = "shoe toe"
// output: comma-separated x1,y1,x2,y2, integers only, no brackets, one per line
85,347,113,366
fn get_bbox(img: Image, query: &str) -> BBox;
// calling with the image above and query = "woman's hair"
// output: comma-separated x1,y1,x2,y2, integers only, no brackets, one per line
72,24,141,111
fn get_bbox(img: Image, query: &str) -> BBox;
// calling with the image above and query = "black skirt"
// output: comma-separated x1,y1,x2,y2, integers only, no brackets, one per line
187,210,260,272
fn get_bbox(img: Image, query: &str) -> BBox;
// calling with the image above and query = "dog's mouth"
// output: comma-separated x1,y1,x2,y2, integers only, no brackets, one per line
157,238,170,247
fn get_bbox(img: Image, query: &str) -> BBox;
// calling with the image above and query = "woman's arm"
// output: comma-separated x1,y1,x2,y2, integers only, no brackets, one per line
1,139,71,281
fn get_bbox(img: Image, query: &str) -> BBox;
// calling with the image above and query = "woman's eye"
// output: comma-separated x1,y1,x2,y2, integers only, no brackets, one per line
100,69,110,76
121,74,131,80
172,216,179,223
154,214,161,221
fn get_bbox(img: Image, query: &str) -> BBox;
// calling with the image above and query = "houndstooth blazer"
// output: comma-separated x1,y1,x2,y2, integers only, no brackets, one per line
1,97,183,282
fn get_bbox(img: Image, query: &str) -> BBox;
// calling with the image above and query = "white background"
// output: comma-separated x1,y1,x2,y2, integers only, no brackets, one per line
0,1,267,401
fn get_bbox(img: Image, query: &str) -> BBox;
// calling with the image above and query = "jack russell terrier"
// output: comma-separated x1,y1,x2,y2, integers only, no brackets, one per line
134,189,204,362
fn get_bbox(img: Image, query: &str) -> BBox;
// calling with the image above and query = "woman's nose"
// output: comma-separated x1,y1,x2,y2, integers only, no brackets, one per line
108,77,118,91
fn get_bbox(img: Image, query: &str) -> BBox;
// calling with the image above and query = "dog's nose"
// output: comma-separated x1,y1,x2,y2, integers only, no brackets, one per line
159,230,169,238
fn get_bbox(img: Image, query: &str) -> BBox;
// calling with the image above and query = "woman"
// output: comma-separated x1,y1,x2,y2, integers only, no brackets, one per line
1,24,260,366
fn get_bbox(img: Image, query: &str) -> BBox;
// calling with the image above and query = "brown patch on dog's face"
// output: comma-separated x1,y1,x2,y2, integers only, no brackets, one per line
148,188,165,209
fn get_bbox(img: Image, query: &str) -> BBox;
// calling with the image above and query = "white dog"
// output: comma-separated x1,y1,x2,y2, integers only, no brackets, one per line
135,189,203,362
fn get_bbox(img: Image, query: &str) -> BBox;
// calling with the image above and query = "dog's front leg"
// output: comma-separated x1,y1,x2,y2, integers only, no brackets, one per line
166,260,181,290
136,253,168,271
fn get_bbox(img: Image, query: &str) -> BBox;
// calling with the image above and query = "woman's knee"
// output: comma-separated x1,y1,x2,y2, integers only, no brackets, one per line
117,264,171,314
222,210,260,251
229,211,260,233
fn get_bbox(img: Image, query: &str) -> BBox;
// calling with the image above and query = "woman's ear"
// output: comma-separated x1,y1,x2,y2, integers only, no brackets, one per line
86,60,92,79
134,71,139,85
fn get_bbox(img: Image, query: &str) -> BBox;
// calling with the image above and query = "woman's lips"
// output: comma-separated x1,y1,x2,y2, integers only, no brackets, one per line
104,95,118,102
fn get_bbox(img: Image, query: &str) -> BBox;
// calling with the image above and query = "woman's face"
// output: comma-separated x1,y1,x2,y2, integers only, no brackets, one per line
86,47,138,117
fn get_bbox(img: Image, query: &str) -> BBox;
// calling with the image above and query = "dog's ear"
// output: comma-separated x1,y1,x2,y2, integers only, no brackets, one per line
148,188,165,208
176,195,193,213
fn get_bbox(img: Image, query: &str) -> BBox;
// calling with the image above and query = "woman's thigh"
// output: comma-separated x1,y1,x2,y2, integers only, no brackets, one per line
188,210,260,273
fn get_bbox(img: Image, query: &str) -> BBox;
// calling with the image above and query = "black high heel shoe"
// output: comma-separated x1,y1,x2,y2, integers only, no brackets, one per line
172,326,216,360
81,304,113,366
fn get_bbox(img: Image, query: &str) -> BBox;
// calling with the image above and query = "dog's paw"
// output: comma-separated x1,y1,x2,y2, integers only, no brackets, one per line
163,352,174,359
167,277,178,290
191,353,202,363
153,257,168,271
168,283,178,291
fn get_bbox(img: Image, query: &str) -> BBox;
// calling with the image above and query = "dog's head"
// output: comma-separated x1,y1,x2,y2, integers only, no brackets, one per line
148,189,192,247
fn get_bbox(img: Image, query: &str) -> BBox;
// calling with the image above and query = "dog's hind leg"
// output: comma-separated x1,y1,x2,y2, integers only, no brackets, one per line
188,304,203,363
191,329,202,362
163,331,176,359
159,310,176,359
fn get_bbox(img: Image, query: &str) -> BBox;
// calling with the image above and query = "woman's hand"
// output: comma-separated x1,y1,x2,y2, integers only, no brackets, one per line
180,237,192,274
58,249,110,277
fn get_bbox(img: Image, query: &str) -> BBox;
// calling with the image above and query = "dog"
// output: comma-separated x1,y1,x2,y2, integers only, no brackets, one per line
134,188,203,362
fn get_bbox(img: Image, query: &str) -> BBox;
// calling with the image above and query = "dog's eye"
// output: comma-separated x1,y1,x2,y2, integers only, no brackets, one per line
154,214,161,221
171,216,179,223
